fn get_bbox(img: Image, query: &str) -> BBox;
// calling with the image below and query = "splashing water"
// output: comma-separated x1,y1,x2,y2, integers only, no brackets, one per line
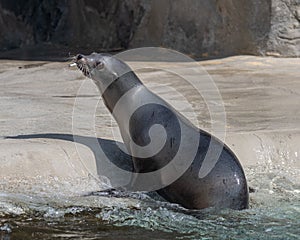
0,159,299,240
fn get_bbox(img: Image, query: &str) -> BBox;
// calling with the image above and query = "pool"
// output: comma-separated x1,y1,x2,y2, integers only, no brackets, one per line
1,163,299,240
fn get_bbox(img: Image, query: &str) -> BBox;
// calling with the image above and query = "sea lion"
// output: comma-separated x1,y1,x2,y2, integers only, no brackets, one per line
72,53,249,210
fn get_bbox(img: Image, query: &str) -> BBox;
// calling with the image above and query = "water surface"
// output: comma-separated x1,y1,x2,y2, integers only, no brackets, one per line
1,163,299,240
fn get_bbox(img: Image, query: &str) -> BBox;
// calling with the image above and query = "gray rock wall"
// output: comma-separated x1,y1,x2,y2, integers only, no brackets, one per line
126,0,271,57
0,0,299,57
266,0,300,56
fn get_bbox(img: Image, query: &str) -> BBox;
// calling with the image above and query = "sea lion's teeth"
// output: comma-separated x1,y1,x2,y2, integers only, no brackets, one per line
74,62,90,77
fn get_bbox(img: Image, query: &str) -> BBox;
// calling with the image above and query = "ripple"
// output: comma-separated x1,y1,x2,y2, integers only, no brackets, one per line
0,163,299,239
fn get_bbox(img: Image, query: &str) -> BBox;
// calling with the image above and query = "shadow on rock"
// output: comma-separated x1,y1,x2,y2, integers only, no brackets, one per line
5,133,134,185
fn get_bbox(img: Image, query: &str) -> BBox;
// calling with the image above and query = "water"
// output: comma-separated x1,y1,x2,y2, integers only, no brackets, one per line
0,164,299,240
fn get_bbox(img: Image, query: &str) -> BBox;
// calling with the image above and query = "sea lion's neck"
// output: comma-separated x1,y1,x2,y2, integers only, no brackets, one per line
101,71,143,113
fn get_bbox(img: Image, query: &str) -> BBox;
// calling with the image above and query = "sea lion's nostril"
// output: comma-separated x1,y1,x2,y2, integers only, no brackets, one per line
77,54,83,61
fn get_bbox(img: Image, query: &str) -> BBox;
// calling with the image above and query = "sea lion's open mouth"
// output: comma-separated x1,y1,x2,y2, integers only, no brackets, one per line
70,54,91,78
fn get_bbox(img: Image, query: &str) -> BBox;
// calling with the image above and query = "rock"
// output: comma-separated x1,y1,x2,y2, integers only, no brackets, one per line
0,2,33,50
266,0,300,57
0,56,299,179
0,0,299,57
296,7,300,21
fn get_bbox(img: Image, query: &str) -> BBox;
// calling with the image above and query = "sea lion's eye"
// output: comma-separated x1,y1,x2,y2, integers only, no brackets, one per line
95,61,104,69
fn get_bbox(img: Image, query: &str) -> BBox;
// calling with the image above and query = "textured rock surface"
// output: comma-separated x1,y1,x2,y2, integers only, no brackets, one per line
266,0,300,57
0,0,299,57
0,56,299,179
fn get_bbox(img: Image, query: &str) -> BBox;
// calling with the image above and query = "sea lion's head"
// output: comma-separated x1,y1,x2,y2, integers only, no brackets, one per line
72,52,132,92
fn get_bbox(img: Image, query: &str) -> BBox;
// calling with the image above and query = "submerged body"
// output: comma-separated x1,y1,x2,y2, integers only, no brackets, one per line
73,53,249,210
